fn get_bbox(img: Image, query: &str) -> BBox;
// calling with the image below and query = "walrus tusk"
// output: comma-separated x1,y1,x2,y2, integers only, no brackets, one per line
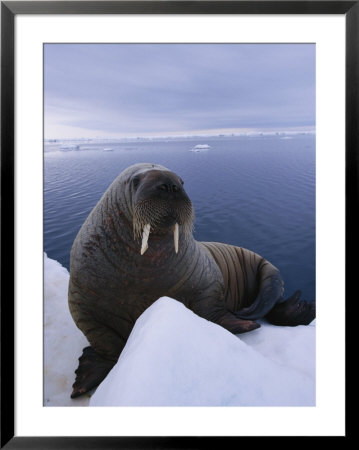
141,223,151,255
174,222,179,253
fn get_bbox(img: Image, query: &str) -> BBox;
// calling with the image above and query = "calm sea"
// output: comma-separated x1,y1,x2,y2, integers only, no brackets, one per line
44,134,315,301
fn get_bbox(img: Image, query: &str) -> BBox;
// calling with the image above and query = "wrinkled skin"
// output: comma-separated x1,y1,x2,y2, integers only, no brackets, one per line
68,163,315,398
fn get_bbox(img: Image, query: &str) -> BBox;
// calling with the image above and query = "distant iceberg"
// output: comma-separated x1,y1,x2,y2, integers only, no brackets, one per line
190,144,211,152
60,144,80,151
194,144,211,149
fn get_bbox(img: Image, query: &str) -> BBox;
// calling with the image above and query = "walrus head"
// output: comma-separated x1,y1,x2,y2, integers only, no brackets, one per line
129,166,194,255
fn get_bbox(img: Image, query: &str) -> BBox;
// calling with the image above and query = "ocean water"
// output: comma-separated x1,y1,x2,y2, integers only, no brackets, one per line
44,134,315,301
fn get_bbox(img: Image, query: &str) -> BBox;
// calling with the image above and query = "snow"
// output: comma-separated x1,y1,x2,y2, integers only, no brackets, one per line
44,255,89,406
44,253,315,407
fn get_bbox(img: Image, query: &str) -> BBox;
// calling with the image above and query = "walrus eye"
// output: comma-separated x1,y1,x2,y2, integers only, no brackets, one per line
158,184,168,191
132,176,140,189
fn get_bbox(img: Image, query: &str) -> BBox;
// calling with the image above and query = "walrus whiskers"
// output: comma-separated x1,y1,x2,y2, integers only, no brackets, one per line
133,195,193,255
140,222,180,255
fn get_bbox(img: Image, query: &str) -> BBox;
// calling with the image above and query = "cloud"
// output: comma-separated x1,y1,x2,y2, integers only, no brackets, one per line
44,44,315,139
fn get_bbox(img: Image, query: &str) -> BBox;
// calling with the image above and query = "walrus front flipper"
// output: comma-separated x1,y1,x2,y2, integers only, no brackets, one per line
71,346,116,399
217,312,260,334
265,290,316,326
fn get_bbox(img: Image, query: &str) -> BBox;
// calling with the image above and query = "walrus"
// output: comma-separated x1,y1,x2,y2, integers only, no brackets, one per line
68,162,315,398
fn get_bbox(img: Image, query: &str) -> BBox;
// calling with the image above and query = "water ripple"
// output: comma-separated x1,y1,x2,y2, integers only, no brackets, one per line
44,135,315,299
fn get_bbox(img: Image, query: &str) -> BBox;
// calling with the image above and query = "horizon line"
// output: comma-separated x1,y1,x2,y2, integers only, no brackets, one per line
44,125,316,142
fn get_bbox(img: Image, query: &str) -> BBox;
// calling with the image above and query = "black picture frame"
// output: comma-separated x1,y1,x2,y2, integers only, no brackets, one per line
1,1,355,447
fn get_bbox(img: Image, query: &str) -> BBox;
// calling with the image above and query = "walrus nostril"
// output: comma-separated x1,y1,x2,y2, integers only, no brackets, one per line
157,183,180,193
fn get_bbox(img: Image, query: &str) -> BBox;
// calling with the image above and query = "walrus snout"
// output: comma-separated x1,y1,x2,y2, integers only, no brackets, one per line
133,197,193,255
153,176,185,203
131,170,193,255
134,170,185,199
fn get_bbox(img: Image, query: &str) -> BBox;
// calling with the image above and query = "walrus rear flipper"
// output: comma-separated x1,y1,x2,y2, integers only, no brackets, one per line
265,290,316,326
237,264,284,320
71,346,116,399
200,242,284,320
217,312,260,334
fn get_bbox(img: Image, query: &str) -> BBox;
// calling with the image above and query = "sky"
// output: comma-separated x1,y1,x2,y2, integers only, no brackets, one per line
44,44,315,139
